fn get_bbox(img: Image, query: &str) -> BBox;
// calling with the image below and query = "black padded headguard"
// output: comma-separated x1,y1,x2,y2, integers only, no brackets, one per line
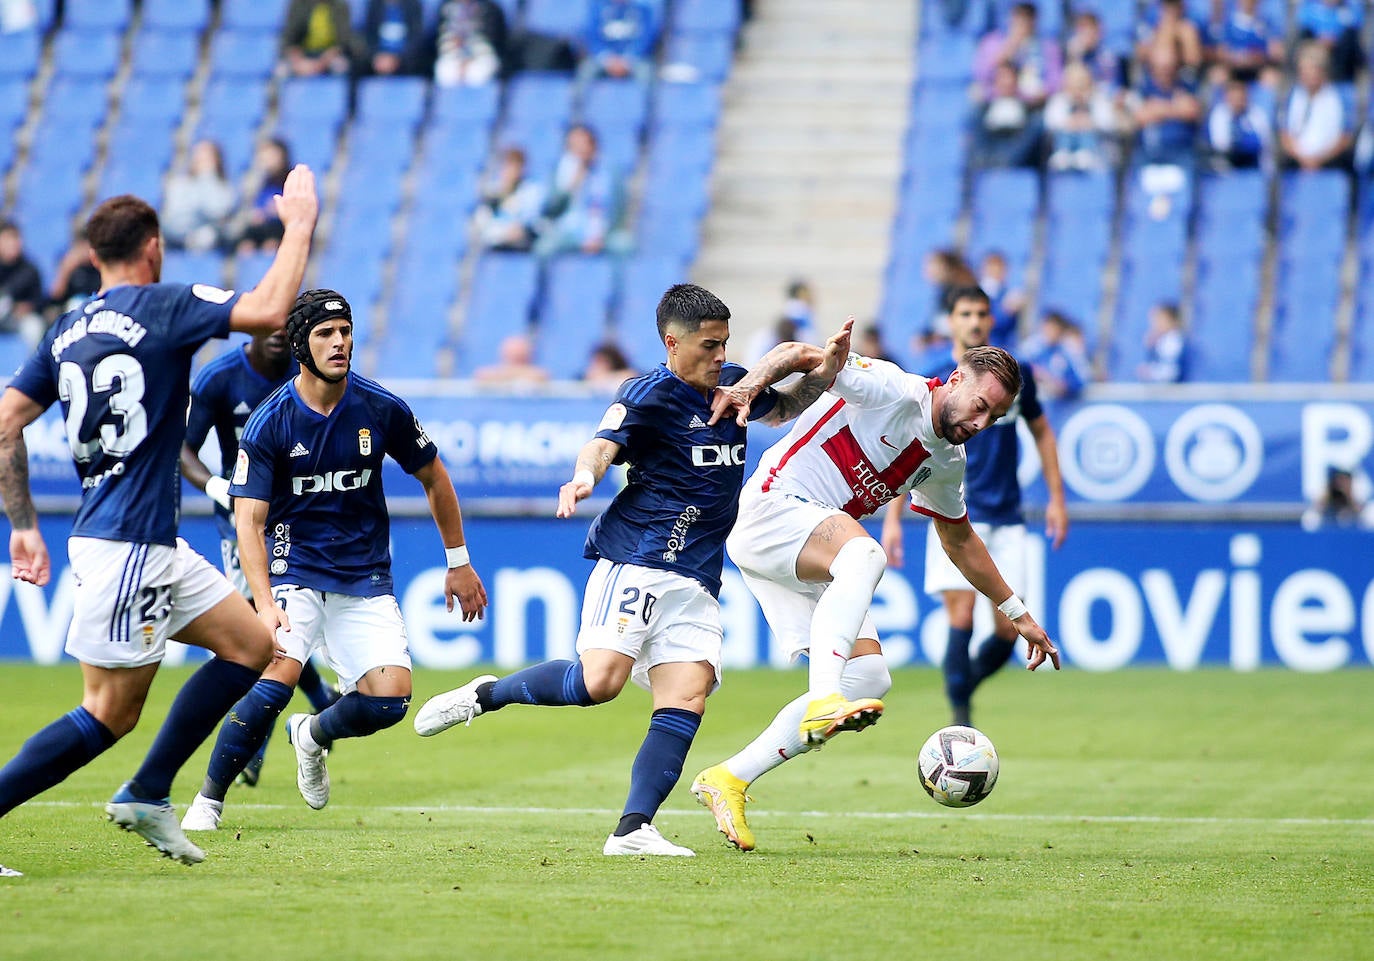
286,288,351,383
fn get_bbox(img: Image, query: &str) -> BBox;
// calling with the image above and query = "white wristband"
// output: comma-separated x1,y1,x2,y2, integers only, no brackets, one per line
204,475,232,511
445,545,471,569
572,469,595,489
997,595,1028,621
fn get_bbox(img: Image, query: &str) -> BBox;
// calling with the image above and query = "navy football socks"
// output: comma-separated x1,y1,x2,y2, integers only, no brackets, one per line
482,659,594,711
313,692,411,747
943,626,976,715
614,707,701,836
201,679,294,801
0,707,115,818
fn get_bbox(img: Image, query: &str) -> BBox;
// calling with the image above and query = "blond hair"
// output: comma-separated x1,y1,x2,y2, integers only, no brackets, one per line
960,345,1021,397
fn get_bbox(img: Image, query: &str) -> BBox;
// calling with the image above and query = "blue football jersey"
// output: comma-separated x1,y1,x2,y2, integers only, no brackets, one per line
230,372,438,597
586,363,778,597
940,353,1043,525
9,283,238,545
186,345,296,538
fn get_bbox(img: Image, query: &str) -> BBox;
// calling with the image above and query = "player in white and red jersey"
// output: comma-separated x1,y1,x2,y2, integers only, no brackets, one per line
690,340,1059,852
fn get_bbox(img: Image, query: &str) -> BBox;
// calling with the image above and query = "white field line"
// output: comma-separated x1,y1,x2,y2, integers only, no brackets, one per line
22,800,1374,827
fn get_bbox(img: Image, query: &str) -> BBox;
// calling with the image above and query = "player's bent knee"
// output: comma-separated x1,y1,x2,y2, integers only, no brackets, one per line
828,537,888,590
356,694,411,734
841,653,893,700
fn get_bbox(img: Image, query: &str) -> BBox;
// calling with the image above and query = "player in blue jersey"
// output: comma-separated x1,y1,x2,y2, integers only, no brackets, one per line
181,327,341,788
413,284,852,856
882,286,1068,727
0,167,319,875
178,289,487,830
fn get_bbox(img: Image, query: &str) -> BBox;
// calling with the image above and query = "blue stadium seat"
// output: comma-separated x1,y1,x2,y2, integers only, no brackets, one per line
209,28,281,79
614,254,688,369
0,29,40,78
162,251,226,286
456,254,542,374
129,28,201,78
276,121,340,174
279,77,351,129
1198,170,1268,219
0,83,28,127
412,137,484,201
494,118,564,178
1280,171,1350,224
973,169,1040,217
583,79,650,134
523,0,592,38
26,125,97,175
63,0,131,30
1269,325,1333,382
431,84,500,128
653,82,721,129
506,73,575,126
912,83,973,127
51,29,122,79
635,207,701,261
234,250,276,290
195,119,259,179
674,0,741,34
1047,172,1114,216
335,164,405,218
664,32,734,82
1047,213,1113,266
406,204,471,259
389,268,458,342
143,0,211,31
537,256,616,379
42,76,108,127
317,244,387,318
95,162,165,207
356,76,429,128
349,121,421,173
594,123,642,176
221,0,288,30
201,77,270,127
370,330,445,379
917,38,976,83
107,120,177,172
645,127,716,174
120,77,187,123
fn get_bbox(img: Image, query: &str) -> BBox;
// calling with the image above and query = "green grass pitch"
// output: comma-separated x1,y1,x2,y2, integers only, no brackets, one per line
1,663,1371,961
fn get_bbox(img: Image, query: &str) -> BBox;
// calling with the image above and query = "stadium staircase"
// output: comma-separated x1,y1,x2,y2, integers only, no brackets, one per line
692,0,915,338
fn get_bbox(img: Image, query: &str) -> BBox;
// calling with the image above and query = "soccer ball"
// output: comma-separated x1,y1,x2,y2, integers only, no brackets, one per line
918,725,999,808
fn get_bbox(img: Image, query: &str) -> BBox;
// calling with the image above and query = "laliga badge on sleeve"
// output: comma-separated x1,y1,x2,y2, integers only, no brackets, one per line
231,449,249,485
191,284,235,304
599,403,627,432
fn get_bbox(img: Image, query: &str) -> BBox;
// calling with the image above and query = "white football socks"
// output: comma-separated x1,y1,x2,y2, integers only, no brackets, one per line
722,653,893,784
807,537,887,696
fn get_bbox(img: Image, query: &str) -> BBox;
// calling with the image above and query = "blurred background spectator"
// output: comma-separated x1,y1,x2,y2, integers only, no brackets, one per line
474,147,545,252
1206,72,1273,172
1064,10,1121,91
1279,42,1353,171
970,60,1044,169
234,138,291,254
1208,0,1284,87
434,0,508,87
581,342,636,389
46,230,100,319
578,0,659,85
1135,0,1204,80
973,2,1061,108
0,220,43,344
1296,0,1365,84
163,140,237,253
361,0,427,78
977,250,1026,346
536,125,623,256
1137,301,1189,383
1129,46,1201,167
281,0,357,77
855,323,899,364
1045,61,1120,171
1023,310,1090,400
474,333,550,385
1301,467,1374,530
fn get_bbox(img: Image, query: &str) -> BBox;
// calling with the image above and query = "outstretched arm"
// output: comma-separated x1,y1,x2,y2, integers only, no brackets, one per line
413,457,488,621
934,516,1060,671
711,317,856,427
0,388,50,585
229,165,319,335
1026,413,1068,549
556,437,622,518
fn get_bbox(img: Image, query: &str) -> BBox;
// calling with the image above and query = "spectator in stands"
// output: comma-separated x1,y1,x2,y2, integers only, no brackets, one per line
1297,0,1365,85
1280,42,1355,171
1023,310,1090,400
581,342,636,389
434,0,508,87
1137,302,1189,383
972,2,1061,108
163,140,237,254
536,125,623,257
1136,0,1204,81
1301,467,1374,531
977,250,1026,347
46,230,101,318
0,220,43,344
747,279,816,362
474,147,546,252
577,0,659,85
1045,61,1120,172
362,0,427,77
970,61,1045,170
235,138,291,255
473,334,550,386
855,324,898,365
1206,71,1273,171
1128,46,1201,168
281,0,358,77
923,248,977,334
1064,10,1121,92
1208,0,1284,87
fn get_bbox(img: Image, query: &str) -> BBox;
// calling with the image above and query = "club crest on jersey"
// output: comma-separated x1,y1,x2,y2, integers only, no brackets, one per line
359,428,372,455
270,559,288,575
599,403,627,432
910,465,932,487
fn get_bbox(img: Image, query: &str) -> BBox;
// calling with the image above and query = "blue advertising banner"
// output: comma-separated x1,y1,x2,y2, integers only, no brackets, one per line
19,387,1374,508
1,515,1369,672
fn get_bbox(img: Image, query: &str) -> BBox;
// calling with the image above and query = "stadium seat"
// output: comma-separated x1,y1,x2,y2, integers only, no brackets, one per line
523,0,592,38
973,169,1040,218
95,162,165,207
0,29,40,79
583,79,651,134
1047,172,1114,216
42,77,108,127
142,0,211,31
279,77,351,128
221,0,288,30
674,0,741,34
129,29,201,79
405,204,472,260
120,77,187,123
664,32,735,82
356,76,429,128
431,84,500,128
614,255,688,370
63,0,131,30
51,29,122,79
162,251,226,286
653,82,721,129
201,77,270,127
506,73,576,127
276,120,341,174
209,29,282,79
370,330,445,379
0,335,34,377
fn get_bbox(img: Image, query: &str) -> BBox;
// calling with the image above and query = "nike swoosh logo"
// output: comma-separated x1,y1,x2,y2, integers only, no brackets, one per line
879,435,898,450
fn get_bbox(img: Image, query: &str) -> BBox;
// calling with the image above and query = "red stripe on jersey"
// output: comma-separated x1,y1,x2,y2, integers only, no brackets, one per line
821,427,932,518
761,398,846,493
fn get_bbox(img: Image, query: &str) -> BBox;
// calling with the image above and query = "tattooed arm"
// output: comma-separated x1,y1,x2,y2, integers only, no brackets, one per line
0,387,52,585
556,437,622,518
711,318,856,427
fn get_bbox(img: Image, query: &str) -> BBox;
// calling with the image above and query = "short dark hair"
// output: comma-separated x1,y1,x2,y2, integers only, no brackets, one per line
946,284,991,311
86,195,160,266
656,283,730,342
960,345,1022,398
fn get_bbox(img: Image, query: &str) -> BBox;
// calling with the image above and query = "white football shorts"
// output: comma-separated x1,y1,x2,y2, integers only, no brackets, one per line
727,490,877,660
923,521,1027,596
65,536,236,669
270,586,411,694
219,537,251,599
577,559,723,694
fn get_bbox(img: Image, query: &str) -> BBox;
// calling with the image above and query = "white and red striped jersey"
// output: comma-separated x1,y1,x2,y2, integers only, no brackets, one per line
747,354,968,522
